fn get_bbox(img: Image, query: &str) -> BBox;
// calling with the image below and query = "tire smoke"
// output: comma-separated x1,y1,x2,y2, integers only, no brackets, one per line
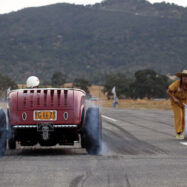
0,108,7,156
84,98,112,155
0,103,14,156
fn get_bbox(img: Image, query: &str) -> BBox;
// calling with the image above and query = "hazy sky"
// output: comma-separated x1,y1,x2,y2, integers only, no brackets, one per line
0,0,186,14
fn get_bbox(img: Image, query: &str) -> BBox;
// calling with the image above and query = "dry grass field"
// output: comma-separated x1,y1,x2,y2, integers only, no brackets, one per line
89,85,171,110
101,99,171,110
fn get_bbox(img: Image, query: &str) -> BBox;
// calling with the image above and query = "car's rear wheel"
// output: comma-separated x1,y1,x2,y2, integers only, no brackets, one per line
7,110,16,150
0,109,7,156
80,108,86,148
83,107,102,155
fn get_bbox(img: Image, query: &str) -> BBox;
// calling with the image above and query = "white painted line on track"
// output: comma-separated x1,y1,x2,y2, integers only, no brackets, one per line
180,142,187,145
102,115,117,122
180,142,187,146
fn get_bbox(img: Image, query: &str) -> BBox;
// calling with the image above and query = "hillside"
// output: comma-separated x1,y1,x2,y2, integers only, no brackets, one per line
95,0,186,18
0,0,187,83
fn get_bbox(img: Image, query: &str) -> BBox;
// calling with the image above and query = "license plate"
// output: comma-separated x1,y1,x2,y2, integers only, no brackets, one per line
34,110,57,121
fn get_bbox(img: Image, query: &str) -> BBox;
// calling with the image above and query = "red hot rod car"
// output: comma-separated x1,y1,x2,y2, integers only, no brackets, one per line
0,88,102,155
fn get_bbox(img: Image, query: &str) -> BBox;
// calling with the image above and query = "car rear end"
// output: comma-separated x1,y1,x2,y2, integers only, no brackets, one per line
8,88,85,147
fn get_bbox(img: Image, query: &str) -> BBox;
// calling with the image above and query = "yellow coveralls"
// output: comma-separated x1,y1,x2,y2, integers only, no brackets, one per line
169,80,187,134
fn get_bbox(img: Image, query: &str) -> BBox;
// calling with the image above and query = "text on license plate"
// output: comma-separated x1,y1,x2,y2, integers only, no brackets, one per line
34,111,57,121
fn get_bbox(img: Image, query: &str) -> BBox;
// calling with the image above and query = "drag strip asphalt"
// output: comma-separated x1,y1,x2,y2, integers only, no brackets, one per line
1,108,187,187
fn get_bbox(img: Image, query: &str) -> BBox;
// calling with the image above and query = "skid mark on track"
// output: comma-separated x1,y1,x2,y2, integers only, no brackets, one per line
69,171,91,187
117,111,173,128
106,173,131,187
121,118,172,137
81,171,92,187
103,125,165,155
69,175,85,187
125,174,131,187
103,116,172,137
107,174,111,187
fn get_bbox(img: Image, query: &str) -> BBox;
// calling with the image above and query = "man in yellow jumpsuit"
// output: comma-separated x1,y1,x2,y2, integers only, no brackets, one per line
167,70,187,139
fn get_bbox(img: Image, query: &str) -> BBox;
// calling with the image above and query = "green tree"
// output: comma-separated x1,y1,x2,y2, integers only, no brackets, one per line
0,74,18,97
72,78,91,94
103,73,131,99
51,72,66,87
154,74,170,98
129,69,169,99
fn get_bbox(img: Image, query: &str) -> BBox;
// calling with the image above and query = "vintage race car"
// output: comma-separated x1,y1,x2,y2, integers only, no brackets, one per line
0,88,102,155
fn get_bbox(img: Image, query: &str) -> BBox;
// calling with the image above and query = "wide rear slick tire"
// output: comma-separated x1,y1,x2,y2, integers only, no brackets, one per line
0,109,7,156
7,109,16,150
83,107,102,155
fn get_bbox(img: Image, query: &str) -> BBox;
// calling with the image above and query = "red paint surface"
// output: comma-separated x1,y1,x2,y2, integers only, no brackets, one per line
8,88,86,126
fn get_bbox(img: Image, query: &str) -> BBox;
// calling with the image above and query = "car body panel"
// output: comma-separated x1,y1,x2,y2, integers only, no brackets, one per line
8,88,86,126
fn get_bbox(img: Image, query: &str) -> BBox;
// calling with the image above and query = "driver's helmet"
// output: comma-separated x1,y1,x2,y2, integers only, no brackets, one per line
26,76,40,88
